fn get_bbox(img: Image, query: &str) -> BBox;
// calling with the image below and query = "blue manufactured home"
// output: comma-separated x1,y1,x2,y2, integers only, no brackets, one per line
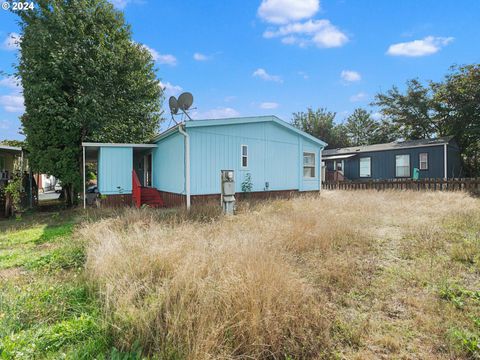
82,116,327,208
323,136,462,181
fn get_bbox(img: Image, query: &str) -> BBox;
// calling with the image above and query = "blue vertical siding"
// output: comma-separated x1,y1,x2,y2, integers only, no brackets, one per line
447,143,462,177
152,132,185,194
187,121,322,195
98,147,133,194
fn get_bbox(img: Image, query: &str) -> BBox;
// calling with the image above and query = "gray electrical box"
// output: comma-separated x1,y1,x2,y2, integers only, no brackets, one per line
220,170,235,215
223,181,235,196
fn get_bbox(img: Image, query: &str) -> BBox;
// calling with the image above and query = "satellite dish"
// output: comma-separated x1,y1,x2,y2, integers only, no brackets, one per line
169,96,179,115
177,92,193,111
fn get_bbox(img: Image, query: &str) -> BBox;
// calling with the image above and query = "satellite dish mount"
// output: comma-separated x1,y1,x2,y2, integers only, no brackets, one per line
168,92,194,122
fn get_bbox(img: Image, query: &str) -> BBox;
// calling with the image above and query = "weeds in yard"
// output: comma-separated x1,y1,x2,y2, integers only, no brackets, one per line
2,190,479,359
81,190,480,359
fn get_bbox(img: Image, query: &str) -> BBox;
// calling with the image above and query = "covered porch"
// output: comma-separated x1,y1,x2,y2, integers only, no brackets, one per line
82,142,164,208
323,153,357,182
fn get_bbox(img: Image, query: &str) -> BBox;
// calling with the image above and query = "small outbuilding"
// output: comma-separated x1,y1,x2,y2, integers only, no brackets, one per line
82,115,327,208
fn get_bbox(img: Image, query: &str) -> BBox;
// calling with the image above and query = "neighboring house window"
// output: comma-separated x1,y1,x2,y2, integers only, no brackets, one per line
419,153,428,170
396,154,410,177
241,145,248,168
303,152,315,178
359,157,371,177
0,156,5,170
336,160,343,172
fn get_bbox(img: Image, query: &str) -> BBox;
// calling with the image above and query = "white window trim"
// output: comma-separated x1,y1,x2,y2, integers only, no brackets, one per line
303,152,316,179
419,152,428,170
359,157,371,178
395,154,410,178
241,144,248,168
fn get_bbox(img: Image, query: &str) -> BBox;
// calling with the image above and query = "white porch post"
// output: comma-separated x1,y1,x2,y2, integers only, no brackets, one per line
83,145,86,209
444,143,448,179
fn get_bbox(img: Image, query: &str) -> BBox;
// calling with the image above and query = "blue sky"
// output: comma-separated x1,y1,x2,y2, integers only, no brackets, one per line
1,0,479,140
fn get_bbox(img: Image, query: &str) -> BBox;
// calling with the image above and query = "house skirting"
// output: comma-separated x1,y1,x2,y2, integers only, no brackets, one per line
99,194,132,208
158,191,186,208
159,189,308,208
99,189,318,209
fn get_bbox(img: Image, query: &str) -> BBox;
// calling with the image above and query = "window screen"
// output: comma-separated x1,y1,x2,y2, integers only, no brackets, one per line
303,152,315,178
419,153,428,170
396,154,410,177
359,157,371,177
241,145,248,167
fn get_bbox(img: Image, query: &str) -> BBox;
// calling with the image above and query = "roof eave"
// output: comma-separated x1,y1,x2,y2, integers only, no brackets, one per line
184,115,328,147
151,124,181,142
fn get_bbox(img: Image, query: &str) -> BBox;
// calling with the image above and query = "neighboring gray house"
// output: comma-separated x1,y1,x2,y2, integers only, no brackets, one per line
323,136,462,181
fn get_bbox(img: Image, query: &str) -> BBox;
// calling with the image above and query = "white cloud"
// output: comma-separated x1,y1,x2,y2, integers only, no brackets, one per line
109,0,142,9
298,71,309,79
258,0,319,24
193,107,240,119
0,94,24,113
349,92,367,102
109,0,128,8
263,19,348,48
387,36,454,57
2,32,21,51
260,102,279,109
0,120,10,130
252,68,283,83
341,70,361,82
159,81,182,98
193,52,210,61
0,75,24,113
371,112,383,121
224,95,237,103
0,76,21,91
142,45,177,66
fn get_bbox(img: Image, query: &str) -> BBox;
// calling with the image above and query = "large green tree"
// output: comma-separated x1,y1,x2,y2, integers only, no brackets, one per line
15,0,163,204
434,65,480,176
373,79,444,139
373,64,480,176
292,108,350,149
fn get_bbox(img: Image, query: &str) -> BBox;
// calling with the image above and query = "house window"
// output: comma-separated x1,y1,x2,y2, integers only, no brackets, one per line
396,154,410,177
335,160,343,172
419,153,428,170
0,156,5,170
359,157,371,177
241,145,248,168
303,152,315,178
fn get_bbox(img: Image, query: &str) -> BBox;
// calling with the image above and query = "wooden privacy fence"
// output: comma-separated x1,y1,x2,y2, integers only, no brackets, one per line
322,178,480,192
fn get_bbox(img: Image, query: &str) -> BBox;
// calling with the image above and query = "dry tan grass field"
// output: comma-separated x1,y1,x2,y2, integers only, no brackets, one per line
81,190,480,359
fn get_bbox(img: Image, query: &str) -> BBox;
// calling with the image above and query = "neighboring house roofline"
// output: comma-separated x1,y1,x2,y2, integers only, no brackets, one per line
0,145,22,152
82,142,157,148
183,115,327,147
323,136,454,156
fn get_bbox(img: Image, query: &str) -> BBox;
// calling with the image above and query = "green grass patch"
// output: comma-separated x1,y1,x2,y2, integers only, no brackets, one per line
0,314,107,359
25,243,85,271
0,211,111,359
0,247,50,270
0,223,74,248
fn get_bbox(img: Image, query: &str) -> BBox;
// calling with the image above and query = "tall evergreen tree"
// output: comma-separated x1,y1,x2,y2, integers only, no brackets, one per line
344,108,379,146
15,0,163,204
